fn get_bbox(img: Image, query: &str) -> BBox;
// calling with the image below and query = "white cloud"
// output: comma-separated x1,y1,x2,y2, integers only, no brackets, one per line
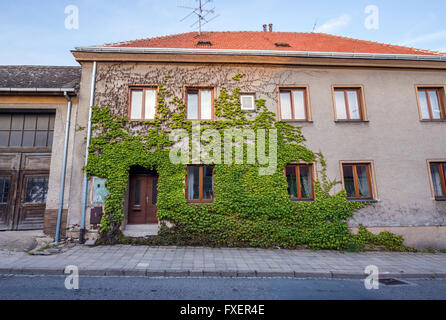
314,14,351,33
400,30,446,46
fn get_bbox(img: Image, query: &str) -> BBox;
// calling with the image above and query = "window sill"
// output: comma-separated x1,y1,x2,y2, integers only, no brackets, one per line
347,199,378,203
279,120,313,123
291,199,314,202
434,198,446,201
334,120,369,123
420,119,446,123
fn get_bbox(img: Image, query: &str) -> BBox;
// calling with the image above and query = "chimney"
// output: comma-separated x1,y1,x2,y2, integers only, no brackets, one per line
269,24,273,32
263,24,267,32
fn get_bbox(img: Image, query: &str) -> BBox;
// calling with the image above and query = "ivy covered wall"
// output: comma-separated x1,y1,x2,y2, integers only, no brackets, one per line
85,65,414,251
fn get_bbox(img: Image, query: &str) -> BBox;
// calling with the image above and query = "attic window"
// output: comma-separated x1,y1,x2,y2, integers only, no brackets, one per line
275,42,290,47
196,40,212,46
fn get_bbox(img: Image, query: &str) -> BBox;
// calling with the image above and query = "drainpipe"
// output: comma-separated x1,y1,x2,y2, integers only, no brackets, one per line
79,61,97,244
54,91,73,243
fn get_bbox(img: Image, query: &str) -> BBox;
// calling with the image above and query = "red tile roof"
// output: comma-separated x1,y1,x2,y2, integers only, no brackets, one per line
104,32,443,56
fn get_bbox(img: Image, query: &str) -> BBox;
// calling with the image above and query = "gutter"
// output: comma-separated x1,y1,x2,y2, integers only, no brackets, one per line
55,92,73,243
79,61,97,244
0,88,76,93
73,46,446,62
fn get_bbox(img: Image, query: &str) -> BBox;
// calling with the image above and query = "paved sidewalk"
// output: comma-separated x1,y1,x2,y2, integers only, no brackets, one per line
1,245,446,279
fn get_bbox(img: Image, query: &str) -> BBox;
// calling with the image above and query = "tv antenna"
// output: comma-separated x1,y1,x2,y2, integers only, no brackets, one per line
179,0,219,35
312,19,318,32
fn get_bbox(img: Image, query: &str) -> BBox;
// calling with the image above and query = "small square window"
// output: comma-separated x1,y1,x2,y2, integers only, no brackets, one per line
240,94,255,111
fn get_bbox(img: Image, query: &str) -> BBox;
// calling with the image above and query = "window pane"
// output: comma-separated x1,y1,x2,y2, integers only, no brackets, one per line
47,131,54,147
286,166,298,198
0,177,10,203
24,115,37,130
0,114,11,130
343,165,356,198
356,165,371,198
418,91,430,119
299,165,312,199
187,92,199,120
428,90,442,120
22,131,35,147
430,164,444,197
35,131,48,147
0,132,9,146
292,90,306,120
24,177,49,203
280,92,292,120
335,91,347,119
48,115,55,130
241,95,254,110
134,180,141,206
9,131,22,146
11,114,23,130
36,115,49,130
130,90,143,119
187,166,200,200
347,90,360,119
144,89,157,119
200,90,212,120
202,166,213,200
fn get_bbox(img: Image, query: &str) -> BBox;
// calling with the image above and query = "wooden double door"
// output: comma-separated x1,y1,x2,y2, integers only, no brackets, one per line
0,169,49,230
128,174,158,224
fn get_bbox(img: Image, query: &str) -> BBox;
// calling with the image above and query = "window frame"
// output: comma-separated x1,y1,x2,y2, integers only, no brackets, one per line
340,161,376,201
239,93,256,112
332,85,368,122
427,160,446,200
185,165,215,203
184,86,215,121
284,163,315,201
415,85,446,121
128,86,159,121
277,85,312,122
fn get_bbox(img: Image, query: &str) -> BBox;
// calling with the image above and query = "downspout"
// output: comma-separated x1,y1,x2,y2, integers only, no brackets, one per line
55,91,73,243
79,61,97,244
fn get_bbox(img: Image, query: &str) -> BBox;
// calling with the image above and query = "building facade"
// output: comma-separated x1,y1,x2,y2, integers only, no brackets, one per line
2,32,445,249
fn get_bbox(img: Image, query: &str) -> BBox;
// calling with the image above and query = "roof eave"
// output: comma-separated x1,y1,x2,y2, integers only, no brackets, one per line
73,46,446,62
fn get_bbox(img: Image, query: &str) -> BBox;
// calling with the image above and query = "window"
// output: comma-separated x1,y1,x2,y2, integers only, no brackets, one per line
342,163,374,200
186,165,214,202
129,87,157,120
240,94,255,111
333,87,366,121
429,162,446,200
186,88,213,120
0,113,55,147
24,176,49,204
285,164,314,200
278,87,310,121
416,87,446,120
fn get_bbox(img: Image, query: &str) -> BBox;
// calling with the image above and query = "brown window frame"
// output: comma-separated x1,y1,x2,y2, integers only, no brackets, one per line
341,162,375,201
332,86,367,121
185,165,214,203
128,86,159,121
428,161,446,200
185,87,215,121
277,86,311,121
284,163,315,201
415,86,446,121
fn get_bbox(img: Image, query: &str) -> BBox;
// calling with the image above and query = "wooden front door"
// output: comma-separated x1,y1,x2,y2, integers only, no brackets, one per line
128,174,158,224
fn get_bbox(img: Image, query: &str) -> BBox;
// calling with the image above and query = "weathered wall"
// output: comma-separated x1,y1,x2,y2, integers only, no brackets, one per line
74,62,446,233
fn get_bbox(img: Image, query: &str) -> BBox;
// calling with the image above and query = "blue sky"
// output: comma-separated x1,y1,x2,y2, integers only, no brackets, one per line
1,0,446,66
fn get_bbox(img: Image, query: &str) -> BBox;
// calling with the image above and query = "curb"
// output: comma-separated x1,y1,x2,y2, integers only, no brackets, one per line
1,268,445,279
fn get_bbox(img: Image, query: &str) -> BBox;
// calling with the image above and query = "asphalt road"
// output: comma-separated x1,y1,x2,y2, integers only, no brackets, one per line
0,275,445,300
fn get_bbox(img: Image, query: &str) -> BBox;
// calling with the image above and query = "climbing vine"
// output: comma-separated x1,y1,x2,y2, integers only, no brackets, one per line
86,76,414,251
